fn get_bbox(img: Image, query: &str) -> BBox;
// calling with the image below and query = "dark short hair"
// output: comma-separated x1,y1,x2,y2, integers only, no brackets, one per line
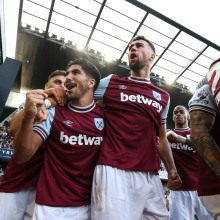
174,105,189,115
129,35,156,54
66,58,101,91
48,70,67,82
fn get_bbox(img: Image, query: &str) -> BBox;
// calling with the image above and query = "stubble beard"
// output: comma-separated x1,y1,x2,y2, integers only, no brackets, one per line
176,120,186,127
129,59,147,71
67,86,88,102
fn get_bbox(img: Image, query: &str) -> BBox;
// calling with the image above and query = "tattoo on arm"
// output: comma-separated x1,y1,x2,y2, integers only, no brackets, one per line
190,110,220,178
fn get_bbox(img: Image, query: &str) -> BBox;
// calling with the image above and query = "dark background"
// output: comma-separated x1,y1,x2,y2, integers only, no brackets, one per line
0,30,193,129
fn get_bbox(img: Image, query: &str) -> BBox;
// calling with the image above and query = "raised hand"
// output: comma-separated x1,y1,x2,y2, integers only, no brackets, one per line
24,90,48,120
44,87,67,106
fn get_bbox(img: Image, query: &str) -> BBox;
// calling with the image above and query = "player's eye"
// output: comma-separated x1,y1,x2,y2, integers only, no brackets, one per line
129,45,133,51
137,43,144,48
55,80,61,84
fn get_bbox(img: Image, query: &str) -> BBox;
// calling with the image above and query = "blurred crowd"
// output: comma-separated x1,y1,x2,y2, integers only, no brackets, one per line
0,121,14,150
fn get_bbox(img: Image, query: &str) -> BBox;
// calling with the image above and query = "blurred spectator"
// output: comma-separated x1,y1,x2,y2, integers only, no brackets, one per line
0,111,18,150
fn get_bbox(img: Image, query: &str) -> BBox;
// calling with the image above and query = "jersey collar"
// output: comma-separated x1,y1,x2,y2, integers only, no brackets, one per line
128,75,151,84
68,100,96,113
174,127,190,132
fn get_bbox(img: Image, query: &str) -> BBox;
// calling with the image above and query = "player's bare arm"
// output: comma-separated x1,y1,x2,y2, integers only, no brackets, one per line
158,124,182,189
13,90,46,163
190,110,220,178
44,87,67,106
166,130,197,150
9,89,51,136
8,110,25,136
9,107,48,136
166,130,187,143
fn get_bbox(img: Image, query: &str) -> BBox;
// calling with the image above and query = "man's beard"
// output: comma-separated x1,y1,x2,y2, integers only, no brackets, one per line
67,86,88,102
176,121,184,127
129,60,146,71
67,94,80,102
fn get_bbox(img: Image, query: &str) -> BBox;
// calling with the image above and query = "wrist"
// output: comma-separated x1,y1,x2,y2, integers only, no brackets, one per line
168,169,177,176
22,112,35,124
177,135,186,143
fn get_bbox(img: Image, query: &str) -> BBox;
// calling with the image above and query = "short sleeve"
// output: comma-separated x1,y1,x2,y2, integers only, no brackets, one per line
94,74,113,100
33,107,55,141
207,58,220,114
188,84,217,116
162,95,170,124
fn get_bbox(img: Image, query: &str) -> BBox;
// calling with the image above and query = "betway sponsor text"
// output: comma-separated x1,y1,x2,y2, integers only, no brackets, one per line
120,92,163,113
60,131,103,146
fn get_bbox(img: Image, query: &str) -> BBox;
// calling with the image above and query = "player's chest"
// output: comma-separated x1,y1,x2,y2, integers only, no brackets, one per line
52,111,104,136
104,84,164,114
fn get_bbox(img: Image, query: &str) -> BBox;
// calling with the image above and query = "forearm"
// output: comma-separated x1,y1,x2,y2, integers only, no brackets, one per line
158,139,176,174
191,132,220,178
8,110,25,136
9,99,49,137
44,88,66,106
185,137,197,149
13,89,47,163
13,117,36,163
190,110,220,178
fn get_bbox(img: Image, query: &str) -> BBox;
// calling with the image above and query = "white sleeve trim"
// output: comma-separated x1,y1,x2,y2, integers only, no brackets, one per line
94,74,113,100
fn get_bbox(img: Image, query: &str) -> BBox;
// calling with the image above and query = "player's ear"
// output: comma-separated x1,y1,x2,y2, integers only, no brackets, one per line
173,114,175,122
45,83,49,89
88,78,95,89
187,114,190,120
149,53,155,62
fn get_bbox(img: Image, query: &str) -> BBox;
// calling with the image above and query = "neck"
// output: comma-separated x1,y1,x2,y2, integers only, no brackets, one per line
175,124,188,129
70,91,94,107
130,65,151,79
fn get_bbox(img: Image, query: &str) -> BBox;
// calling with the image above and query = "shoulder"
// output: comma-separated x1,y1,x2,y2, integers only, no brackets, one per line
94,103,104,115
189,84,213,104
210,58,220,69
150,83,170,100
189,84,217,115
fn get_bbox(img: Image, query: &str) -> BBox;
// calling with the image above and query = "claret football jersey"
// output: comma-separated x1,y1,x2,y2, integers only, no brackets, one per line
94,74,170,172
0,102,44,192
0,147,44,192
33,101,105,206
168,128,199,190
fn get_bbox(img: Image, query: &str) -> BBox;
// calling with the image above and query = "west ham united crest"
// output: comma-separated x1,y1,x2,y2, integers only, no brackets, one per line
153,90,161,101
94,118,104,131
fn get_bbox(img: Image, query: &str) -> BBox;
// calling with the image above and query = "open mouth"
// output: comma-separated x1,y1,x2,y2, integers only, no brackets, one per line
65,82,76,91
130,53,137,59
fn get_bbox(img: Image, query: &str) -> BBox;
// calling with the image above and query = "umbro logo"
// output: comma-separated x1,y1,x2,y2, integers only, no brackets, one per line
119,85,127,90
63,120,74,127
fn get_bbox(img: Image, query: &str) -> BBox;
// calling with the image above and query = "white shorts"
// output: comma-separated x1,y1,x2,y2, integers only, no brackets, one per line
200,194,220,220
33,203,91,220
169,190,213,220
0,187,36,220
91,165,169,220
